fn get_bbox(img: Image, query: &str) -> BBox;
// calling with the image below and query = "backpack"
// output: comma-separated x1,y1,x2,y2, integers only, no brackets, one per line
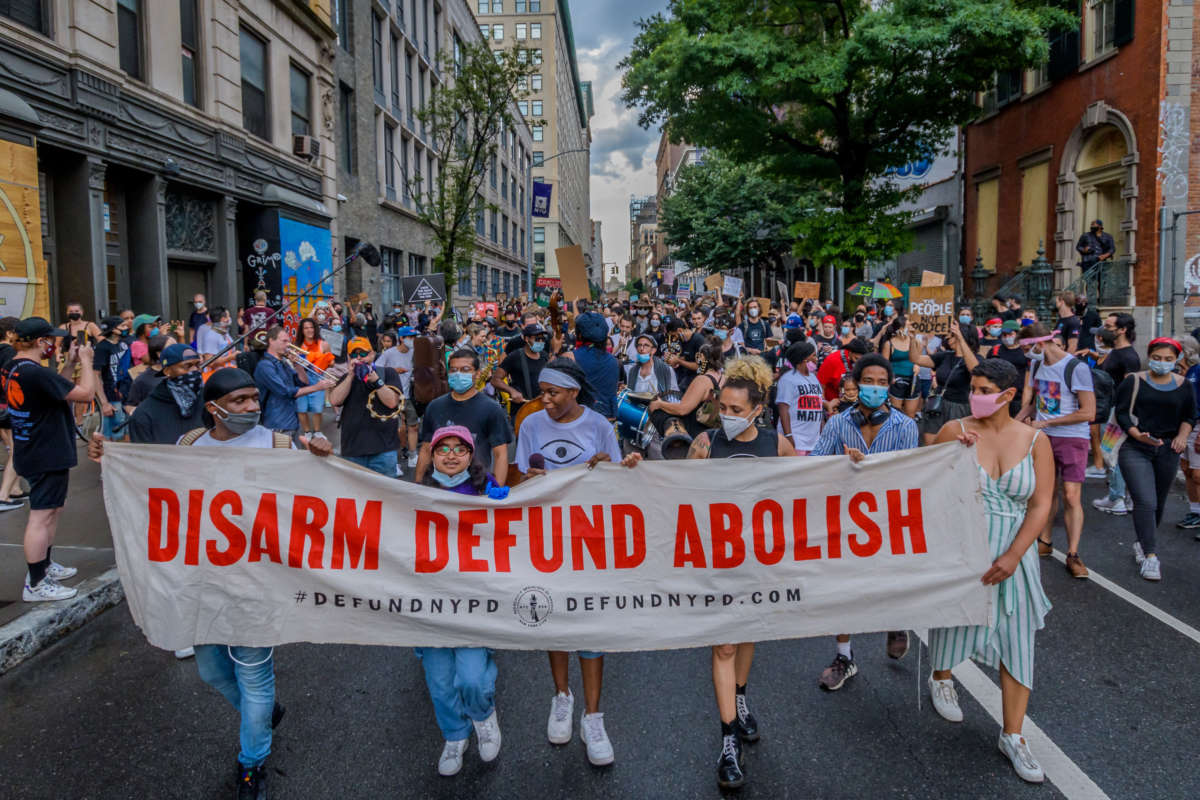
1031,356,1113,424
178,427,291,448
695,372,722,428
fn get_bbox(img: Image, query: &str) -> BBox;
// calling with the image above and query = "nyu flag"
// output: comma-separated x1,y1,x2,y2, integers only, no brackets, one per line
531,181,553,218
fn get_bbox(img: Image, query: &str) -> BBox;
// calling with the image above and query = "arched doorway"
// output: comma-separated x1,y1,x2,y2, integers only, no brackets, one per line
1075,126,1128,256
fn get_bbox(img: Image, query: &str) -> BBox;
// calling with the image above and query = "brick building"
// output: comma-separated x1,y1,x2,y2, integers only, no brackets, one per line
965,0,1199,335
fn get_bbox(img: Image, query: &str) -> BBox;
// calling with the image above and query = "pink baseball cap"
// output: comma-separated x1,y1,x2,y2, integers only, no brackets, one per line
130,340,149,363
430,425,475,451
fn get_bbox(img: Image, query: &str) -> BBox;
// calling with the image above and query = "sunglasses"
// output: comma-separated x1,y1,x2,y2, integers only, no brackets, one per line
349,350,371,359
436,444,470,456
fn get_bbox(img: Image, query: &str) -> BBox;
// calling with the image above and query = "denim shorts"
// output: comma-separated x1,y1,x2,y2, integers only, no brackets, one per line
101,406,128,440
296,391,324,413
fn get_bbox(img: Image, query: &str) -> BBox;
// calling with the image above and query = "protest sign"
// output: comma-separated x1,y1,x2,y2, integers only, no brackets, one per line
101,443,992,652
555,245,591,301
920,271,945,287
473,301,498,319
704,273,723,293
794,282,822,301
661,268,675,287
677,285,692,301
722,275,744,298
402,274,446,304
776,280,788,302
617,290,630,302
908,286,955,335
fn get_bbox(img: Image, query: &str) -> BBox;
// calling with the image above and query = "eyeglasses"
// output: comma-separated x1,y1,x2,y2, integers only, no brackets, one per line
449,366,475,374
436,444,470,456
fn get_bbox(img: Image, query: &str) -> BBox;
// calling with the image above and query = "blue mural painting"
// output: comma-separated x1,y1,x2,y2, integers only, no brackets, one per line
278,215,333,322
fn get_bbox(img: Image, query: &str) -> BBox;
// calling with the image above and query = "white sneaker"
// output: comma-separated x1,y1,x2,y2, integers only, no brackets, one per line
174,647,195,659
22,577,77,602
438,738,469,776
547,691,574,744
580,712,614,766
46,561,77,580
1140,555,1162,581
394,463,403,478
1133,542,1145,565
1092,496,1129,515
407,451,419,468
472,710,501,762
998,733,1044,783
928,676,963,722
1084,465,1108,479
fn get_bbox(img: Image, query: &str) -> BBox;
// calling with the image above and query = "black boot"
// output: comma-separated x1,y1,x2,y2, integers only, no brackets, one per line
733,693,759,742
236,764,268,800
271,702,285,730
716,733,745,789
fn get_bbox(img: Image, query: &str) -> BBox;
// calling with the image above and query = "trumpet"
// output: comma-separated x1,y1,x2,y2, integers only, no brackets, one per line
283,343,338,382
283,344,404,422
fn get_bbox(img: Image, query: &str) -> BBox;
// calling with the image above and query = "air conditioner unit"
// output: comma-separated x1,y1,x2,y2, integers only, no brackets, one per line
293,135,320,160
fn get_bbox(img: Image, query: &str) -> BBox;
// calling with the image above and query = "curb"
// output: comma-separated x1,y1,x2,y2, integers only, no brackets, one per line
0,568,125,675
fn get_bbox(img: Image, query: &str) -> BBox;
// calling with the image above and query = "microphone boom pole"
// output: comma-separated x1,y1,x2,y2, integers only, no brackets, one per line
199,241,381,371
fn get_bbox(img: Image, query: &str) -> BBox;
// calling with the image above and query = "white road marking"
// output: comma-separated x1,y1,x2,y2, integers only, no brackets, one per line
914,629,1110,800
1050,549,1200,646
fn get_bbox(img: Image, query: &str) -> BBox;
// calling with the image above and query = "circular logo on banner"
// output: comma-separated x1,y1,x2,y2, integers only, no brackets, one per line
514,586,553,627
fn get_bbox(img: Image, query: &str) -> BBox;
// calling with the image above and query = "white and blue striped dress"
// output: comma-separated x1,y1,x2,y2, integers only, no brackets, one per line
928,430,1051,689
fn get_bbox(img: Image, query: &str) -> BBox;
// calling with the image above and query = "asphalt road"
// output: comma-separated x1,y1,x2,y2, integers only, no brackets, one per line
2,474,1198,799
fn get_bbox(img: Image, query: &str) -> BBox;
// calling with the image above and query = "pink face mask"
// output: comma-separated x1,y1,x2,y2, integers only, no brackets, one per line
969,391,1008,419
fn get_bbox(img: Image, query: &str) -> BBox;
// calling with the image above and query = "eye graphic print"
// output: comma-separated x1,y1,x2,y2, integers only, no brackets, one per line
541,439,586,466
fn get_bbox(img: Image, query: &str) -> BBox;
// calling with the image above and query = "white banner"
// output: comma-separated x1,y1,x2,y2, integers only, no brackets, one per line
101,442,993,652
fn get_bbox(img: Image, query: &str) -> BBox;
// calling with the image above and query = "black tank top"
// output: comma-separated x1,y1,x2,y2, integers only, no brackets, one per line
708,426,777,458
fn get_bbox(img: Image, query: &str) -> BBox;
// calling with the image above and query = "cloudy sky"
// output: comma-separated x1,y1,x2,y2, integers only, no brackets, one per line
570,0,669,271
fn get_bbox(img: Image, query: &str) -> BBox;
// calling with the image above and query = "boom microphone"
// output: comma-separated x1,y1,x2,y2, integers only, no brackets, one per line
355,241,382,267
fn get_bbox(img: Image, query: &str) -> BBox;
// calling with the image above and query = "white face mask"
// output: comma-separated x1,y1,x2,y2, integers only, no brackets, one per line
720,412,755,440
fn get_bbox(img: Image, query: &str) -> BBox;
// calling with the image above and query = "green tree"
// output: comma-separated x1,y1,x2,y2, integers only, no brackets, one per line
410,42,537,296
659,152,801,277
622,0,1072,268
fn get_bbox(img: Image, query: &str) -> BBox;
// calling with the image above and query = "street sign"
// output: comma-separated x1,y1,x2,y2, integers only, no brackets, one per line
402,274,446,304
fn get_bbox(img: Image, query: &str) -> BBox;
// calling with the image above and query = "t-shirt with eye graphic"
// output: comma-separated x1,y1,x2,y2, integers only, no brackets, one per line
515,407,622,472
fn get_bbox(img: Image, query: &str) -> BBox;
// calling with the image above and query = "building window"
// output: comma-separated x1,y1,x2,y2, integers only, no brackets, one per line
405,53,414,128
418,66,427,137
338,83,355,172
490,210,498,242
372,14,384,96
180,0,200,108
475,196,486,235
517,76,527,92
413,144,422,198
534,251,545,268
531,74,542,92
493,24,504,41
334,0,350,50
530,0,540,10
491,268,500,294
975,177,999,271
516,23,526,39
479,23,489,39
433,7,440,57
533,226,545,244
532,150,544,166
460,264,472,296
531,48,542,65
531,100,542,116
502,213,509,247
390,34,401,111
240,27,269,140
512,221,518,252
290,64,311,137
453,33,463,76
384,124,397,201
477,264,487,296
518,101,528,116
0,0,48,34
401,136,411,202
381,247,403,306
492,0,502,12
423,0,430,58
520,226,525,256
477,0,487,13
117,0,142,79
532,125,543,142
490,153,498,188
503,271,511,296
1089,0,1116,59
409,253,427,276
530,22,541,39
501,166,508,199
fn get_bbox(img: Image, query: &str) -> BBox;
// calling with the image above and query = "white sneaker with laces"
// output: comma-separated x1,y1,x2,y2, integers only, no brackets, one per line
1092,496,1128,515
1084,465,1108,479
1140,555,1161,581
580,712,614,766
473,710,501,762
547,691,574,744
438,738,469,776
407,451,419,468
998,733,1044,783
22,577,77,602
928,676,963,722
1133,542,1145,565
174,647,195,659
46,561,77,580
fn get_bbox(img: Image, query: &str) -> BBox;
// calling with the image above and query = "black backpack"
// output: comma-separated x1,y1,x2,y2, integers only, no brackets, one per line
1031,356,1113,423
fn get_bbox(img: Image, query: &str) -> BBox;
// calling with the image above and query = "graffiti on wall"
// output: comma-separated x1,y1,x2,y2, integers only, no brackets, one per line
1158,102,1189,202
1184,252,1200,308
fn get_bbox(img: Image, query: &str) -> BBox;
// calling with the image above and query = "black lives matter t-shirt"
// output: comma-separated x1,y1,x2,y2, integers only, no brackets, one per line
337,366,406,457
4,358,78,475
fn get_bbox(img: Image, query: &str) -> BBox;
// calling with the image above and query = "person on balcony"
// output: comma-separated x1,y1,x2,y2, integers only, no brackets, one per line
1076,219,1115,270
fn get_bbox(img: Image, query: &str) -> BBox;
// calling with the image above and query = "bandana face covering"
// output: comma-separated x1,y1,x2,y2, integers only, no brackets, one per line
167,371,204,417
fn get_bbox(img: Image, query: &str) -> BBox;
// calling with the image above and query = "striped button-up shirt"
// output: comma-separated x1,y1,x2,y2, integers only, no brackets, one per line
811,406,919,456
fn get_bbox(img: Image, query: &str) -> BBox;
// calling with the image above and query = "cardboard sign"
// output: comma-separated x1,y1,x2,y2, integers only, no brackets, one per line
794,281,821,301
496,292,508,305
554,245,591,302
722,275,744,298
617,290,630,301
704,273,724,292
754,297,772,315
402,274,446,304
907,286,955,335
920,271,945,287
349,292,369,306
473,301,499,319
661,268,675,286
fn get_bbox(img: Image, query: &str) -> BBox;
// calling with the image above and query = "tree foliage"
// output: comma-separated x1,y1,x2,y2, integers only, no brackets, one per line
659,152,802,275
622,0,1073,268
412,42,536,295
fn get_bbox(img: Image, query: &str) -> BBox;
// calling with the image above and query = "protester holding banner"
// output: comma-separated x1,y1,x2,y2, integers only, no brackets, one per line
416,349,513,485
811,353,919,690
928,358,1054,783
415,425,508,776
681,357,794,788
515,358,634,767
328,337,405,477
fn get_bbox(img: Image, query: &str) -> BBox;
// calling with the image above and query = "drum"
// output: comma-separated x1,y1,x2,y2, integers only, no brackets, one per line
615,390,655,447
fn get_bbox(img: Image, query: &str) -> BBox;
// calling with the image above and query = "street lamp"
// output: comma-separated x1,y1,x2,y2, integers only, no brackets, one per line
970,249,990,319
1028,241,1054,322
526,147,591,297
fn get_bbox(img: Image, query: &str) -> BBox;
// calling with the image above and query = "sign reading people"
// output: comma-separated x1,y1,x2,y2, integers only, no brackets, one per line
907,285,955,335
101,443,992,652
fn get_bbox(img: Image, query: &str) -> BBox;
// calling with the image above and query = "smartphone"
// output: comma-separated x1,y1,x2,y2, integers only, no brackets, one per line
76,330,86,348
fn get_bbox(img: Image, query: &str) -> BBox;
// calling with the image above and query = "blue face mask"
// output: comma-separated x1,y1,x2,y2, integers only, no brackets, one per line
959,315,972,325
529,340,545,353
448,372,474,393
432,468,471,488
1149,358,1176,376
332,324,343,332
858,384,889,409
714,329,728,341
149,326,160,337
636,353,650,363
841,325,851,335
883,306,895,317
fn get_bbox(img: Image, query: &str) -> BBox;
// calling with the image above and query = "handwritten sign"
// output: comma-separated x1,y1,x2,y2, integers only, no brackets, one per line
907,286,955,335
794,281,821,301
704,273,723,292
920,271,945,287
722,275,744,298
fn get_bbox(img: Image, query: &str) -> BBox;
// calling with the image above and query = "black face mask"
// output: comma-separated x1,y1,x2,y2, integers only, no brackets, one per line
67,312,82,321
166,371,204,417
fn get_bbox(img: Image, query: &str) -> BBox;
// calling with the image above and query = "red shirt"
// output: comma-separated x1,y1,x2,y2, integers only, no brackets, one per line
816,350,852,401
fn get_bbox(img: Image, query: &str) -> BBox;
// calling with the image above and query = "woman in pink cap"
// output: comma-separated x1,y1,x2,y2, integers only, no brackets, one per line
415,425,508,776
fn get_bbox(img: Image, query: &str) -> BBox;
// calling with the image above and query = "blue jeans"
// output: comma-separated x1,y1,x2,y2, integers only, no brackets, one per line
101,405,128,440
1107,463,1127,501
194,645,275,767
414,647,497,740
345,450,398,477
